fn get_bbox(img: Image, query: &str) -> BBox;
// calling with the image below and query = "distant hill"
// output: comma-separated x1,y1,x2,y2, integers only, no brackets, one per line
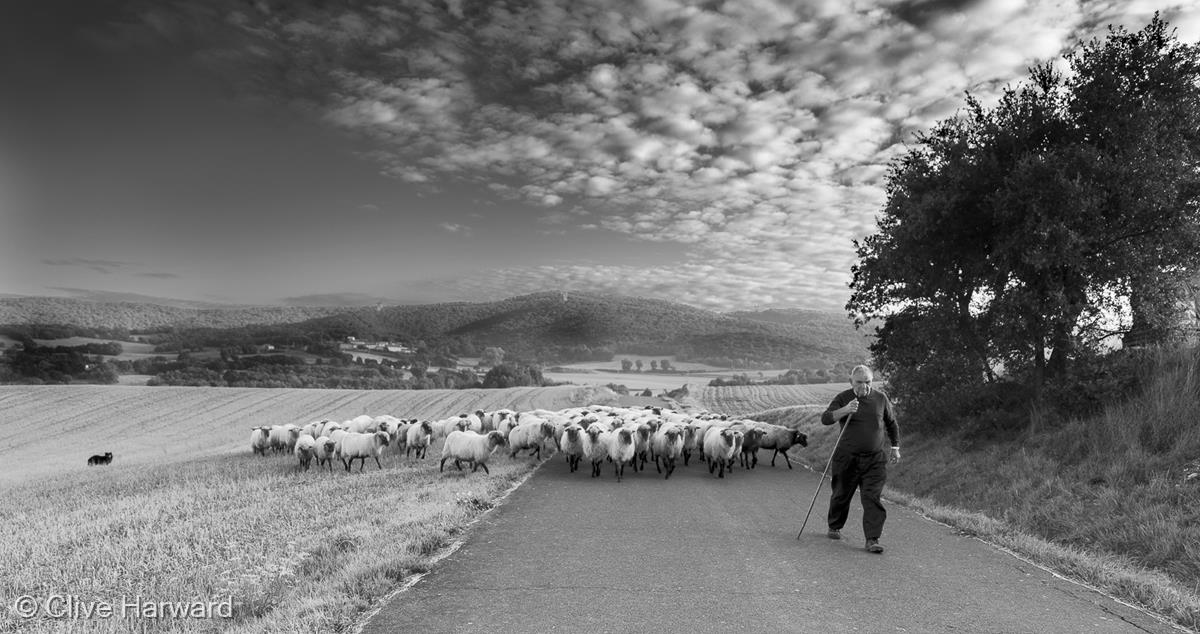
0,297,347,331
0,292,871,367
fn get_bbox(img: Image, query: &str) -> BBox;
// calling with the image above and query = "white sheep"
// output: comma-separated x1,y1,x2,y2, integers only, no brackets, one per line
581,425,608,478
558,424,585,473
481,409,513,432
338,431,390,472
430,416,470,441
651,423,685,479
268,424,302,455
405,420,434,459
507,420,558,460
606,427,637,482
314,435,338,472
623,422,653,472
345,414,378,434
681,423,701,466
439,430,508,474
294,434,317,470
301,419,338,440
249,426,271,456
703,428,743,478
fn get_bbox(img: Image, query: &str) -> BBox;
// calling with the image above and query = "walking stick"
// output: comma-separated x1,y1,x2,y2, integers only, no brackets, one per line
796,411,851,540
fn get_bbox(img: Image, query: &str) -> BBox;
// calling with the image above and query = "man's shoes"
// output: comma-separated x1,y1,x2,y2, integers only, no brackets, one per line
826,529,841,540
865,539,884,554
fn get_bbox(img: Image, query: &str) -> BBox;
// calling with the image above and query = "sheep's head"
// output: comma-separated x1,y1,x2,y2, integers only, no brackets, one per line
487,431,508,448
586,427,603,442
793,430,809,447
374,431,391,447
420,421,433,435
664,429,680,442
565,427,581,442
617,429,633,445
719,429,734,446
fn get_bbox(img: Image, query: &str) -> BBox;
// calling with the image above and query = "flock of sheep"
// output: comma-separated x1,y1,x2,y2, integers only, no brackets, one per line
249,405,809,481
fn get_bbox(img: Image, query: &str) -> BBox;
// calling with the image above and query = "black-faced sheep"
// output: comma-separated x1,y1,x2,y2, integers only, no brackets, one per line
606,428,636,482
439,430,507,475
651,424,684,479
268,424,302,454
581,425,608,478
754,423,809,468
405,420,434,459
703,428,743,478
508,420,557,460
558,424,585,473
86,452,113,466
314,436,338,472
736,426,766,469
294,435,317,471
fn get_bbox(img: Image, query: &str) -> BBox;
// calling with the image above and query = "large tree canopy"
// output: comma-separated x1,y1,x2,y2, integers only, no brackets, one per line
850,15,1200,423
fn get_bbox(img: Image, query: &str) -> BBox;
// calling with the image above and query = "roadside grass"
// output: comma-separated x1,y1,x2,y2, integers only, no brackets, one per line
762,347,1200,633
0,451,540,633
883,488,1200,632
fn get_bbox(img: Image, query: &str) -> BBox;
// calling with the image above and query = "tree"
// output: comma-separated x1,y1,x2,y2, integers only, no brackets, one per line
621,359,633,372
850,15,1200,414
481,363,544,388
479,346,505,367
650,360,658,371
635,359,643,372
660,359,672,371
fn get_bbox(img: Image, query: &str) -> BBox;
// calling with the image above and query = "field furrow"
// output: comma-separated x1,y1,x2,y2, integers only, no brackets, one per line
695,383,844,417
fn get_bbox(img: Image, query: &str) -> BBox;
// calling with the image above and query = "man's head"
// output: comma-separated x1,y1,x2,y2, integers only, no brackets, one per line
850,365,873,398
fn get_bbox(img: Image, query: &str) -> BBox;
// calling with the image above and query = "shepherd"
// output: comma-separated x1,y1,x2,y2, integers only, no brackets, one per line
820,365,900,553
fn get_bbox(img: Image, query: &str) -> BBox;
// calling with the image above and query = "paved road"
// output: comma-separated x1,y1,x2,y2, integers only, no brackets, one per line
360,453,1181,634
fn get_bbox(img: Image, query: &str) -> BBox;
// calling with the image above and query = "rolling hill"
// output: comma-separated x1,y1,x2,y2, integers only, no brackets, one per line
0,292,871,367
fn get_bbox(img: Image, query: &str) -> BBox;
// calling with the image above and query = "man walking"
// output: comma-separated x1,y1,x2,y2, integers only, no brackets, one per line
821,365,900,553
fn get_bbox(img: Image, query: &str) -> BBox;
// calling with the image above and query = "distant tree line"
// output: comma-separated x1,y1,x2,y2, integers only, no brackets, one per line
707,366,856,387
0,343,118,385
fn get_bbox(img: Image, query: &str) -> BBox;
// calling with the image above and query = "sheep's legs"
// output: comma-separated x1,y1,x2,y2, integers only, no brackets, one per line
772,449,793,469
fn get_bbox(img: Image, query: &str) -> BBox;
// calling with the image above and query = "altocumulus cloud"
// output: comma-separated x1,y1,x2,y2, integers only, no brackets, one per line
110,0,1200,311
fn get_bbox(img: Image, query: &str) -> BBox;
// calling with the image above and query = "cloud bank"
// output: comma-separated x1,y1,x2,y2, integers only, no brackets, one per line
107,0,1200,311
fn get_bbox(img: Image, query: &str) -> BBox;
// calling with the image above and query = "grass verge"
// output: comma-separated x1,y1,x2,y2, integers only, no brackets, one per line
763,403,1200,633
0,452,540,633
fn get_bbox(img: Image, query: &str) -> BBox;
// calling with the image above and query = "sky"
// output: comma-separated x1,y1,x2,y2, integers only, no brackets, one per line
2,0,1199,313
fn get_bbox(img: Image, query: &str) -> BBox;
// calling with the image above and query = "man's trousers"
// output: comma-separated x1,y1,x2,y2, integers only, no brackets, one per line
827,449,888,540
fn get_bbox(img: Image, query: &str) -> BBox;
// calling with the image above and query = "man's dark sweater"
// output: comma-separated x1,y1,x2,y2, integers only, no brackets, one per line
820,388,900,454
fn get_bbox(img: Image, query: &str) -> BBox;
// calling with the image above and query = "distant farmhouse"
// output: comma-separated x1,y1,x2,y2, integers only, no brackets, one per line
344,337,414,354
